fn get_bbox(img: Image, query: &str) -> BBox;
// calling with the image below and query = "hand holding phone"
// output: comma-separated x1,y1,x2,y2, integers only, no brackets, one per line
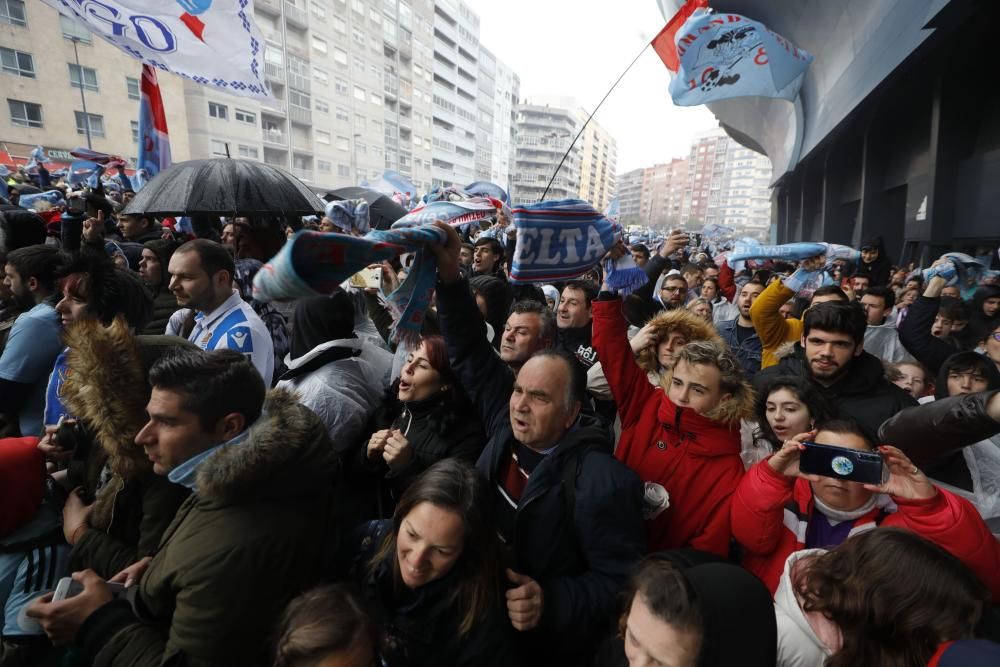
799,441,887,485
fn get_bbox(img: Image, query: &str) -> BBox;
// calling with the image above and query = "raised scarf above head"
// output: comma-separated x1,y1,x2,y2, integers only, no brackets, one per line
510,198,647,294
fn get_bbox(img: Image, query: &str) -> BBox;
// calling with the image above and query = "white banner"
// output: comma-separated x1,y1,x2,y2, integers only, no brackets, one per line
41,0,271,99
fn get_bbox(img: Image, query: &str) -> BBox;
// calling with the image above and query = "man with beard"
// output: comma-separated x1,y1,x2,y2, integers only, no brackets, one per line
0,246,64,436
754,301,915,441
716,281,764,377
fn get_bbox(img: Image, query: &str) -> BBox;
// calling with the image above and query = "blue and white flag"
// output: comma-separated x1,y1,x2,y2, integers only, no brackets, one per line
465,181,509,204
40,0,270,100
67,160,103,187
668,9,813,106
19,190,65,210
23,146,47,172
364,170,419,202
604,197,620,222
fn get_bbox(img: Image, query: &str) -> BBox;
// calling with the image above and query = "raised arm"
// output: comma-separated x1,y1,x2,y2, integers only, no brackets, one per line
898,275,955,375
591,296,657,429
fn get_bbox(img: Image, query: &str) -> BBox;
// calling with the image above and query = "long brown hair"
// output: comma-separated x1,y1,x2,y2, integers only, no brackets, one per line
369,459,502,637
794,528,987,667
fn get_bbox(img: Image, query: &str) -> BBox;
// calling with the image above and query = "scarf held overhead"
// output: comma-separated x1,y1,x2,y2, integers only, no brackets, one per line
510,199,642,290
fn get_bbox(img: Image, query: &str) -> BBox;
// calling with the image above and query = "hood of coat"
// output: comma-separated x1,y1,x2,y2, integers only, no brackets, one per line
774,548,836,660
195,389,337,505
62,318,153,482
636,307,724,375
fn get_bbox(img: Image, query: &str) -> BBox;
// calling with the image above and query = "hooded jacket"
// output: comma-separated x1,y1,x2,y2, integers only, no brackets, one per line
856,235,891,287
731,459,1000,598
754,343,917,442
469,275,513,351
750,278,803,369
593,297,752,555
864,318,909,363
139,239,181,336
59,319,191,578
962,285,1000,349
77,390,343,666
435,277,644,664
634,307,724,378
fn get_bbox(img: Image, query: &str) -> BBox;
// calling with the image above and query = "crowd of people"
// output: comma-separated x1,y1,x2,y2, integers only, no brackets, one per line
1,168,1000,667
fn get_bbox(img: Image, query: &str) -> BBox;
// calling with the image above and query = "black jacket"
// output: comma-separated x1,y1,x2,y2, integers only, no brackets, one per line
899,295,960,374
857,235,892,287
754,344,917,441
556,322,599,373
436,277,645,663
347,521,519,667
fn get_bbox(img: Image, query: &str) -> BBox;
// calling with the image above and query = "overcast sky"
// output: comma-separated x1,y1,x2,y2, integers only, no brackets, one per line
468,0,720,174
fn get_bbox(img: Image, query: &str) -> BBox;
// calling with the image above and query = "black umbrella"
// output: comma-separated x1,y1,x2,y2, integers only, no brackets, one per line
326,186,407,231
122,158,325,217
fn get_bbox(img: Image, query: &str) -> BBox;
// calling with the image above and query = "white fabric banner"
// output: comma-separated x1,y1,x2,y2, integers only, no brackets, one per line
41,0,271,99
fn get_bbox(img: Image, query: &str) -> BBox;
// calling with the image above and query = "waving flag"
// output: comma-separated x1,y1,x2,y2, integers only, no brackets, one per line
651,0,710,72
67,160,103,187
663,9,813,106
138,64,172,178
40,0,270,99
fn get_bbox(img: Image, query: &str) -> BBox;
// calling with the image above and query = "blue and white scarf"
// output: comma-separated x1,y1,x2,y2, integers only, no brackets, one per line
510,199,645,292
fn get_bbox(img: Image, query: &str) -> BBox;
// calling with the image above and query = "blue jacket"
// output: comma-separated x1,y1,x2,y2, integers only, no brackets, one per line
716,317,763,378
435,278,645,664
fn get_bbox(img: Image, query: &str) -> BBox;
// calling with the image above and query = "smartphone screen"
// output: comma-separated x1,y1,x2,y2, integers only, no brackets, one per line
799,441,885,485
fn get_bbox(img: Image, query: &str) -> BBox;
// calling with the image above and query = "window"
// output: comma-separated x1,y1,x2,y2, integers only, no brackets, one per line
315,98,330,113
235,109,255,124
310,1,326,19
318,160,332,173
210,140,228,157
0,48,33,78
126,76,140,100
1,0,27,27
316,130,331,145
311,36,327,54
337,164,351,177
352,55,365,74
351,0,364,15
265,47,283,66
335,107,349,122
313,67,329,84
332,16,346,34
335,78,349,96
353,85,366,102
8,99,41,127
369,93,382,106
336,136,350,151
333,48,347,66
59,15,92,42
352,27,365,46
208,102,228,119
68,63,98,91
75,111,105,137
131,120,139,143
354,115,366,130
238,144,259,159
355,141,366,154
289,89,310,108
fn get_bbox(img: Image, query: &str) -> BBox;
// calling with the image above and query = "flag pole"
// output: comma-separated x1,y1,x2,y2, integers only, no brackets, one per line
540,40,650,202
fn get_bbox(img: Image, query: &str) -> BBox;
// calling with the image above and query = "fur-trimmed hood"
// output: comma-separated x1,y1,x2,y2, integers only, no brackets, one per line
661,364,756,427
62,318,151,481
637,307,725,374
195,388,338,506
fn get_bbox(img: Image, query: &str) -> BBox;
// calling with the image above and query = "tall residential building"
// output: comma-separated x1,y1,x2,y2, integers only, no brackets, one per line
474,46,496,181
0,1,191,168
616,168,644,223
576,114,617,212
511,102,580,204
638,158,688,230
489,57,518,190
429,0,479,188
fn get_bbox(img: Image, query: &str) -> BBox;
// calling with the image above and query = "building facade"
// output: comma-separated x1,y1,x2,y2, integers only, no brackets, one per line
489,57,518,190
617,167,644,224
576,113,617,212
511,102,580,204
638,158,688,230
0,1,191,167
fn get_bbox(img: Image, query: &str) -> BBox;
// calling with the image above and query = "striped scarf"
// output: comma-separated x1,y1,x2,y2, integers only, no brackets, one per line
510,199,646,293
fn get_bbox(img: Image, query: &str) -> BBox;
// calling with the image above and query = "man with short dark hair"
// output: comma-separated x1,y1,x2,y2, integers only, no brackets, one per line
430,222,643,664
851,273,870,296
755,301,916,439
26,348,342,665
861,285,906,362
117,213,163,245
500,300,555,372
628,243,650,268
165,239,274,383
556,280,599,373
0,246,64,436
658,272,689,311
716,281,765,377
751,254,849,368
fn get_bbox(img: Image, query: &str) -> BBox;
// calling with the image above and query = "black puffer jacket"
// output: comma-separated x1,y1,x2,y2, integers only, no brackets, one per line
856,235,892,287
436,277,644,665
754,343,917,441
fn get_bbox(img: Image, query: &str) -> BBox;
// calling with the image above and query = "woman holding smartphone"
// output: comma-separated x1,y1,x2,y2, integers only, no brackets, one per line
730,419,1000,599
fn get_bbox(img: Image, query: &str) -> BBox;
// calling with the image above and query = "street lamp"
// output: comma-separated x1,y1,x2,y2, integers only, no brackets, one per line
70,36,92,150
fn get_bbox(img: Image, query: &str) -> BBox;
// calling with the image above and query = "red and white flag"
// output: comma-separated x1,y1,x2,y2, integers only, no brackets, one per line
650,0,710,72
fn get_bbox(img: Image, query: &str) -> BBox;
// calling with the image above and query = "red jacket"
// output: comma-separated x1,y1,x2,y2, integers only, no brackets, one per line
731,458,1000,599
592,299,747,555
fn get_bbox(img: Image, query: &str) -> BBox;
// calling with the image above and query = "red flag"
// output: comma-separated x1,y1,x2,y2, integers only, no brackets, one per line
651,0,710,72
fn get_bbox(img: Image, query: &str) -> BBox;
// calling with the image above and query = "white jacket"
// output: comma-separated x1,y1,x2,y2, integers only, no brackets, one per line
864,320,910,363
277,338,393,452
774,549,835,667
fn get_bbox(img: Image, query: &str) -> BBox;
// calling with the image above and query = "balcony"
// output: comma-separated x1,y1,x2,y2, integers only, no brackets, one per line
254,0,281,15
288,72,311,93
384,77,398,100
261,99,287,115
262,129,288,146
291,167,313,182
264,62,283,83
284,2,308,28
289,104,312,125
